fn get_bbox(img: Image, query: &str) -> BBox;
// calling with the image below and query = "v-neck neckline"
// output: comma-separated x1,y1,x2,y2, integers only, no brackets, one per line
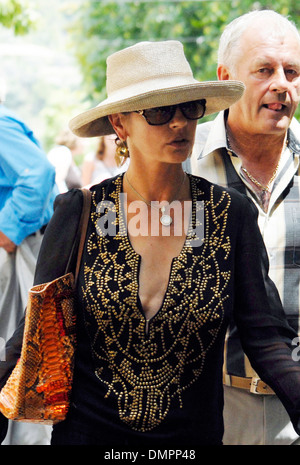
117,173,198,330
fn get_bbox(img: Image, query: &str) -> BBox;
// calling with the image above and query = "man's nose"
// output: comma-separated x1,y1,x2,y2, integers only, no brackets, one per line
269,68,289,93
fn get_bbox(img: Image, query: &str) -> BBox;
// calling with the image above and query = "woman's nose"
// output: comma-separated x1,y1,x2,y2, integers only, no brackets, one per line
169,107,188,127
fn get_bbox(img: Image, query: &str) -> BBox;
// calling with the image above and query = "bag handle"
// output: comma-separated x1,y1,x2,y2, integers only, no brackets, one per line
65,188,92,284
74,188,92,284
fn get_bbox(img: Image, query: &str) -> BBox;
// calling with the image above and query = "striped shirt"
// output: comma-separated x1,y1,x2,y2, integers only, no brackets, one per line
185,111,300,379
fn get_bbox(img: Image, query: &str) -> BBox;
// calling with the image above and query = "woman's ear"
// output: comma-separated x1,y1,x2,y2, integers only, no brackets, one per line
108,113,127,140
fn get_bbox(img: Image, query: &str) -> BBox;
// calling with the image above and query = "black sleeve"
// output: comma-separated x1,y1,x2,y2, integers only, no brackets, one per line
0,188,83,389
233,196,300,434
33,188,84,285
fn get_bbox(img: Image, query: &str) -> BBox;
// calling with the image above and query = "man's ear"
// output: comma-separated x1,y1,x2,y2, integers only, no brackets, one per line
217,64,231,81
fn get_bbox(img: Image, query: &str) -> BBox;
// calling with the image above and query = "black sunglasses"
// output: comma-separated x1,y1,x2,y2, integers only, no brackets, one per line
135,99,206,126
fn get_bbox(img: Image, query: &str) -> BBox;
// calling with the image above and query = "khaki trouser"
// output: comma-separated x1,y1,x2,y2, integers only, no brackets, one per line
223,384,300,445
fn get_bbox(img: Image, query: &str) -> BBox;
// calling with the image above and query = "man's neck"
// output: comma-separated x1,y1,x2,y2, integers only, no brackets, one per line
226,122,288,185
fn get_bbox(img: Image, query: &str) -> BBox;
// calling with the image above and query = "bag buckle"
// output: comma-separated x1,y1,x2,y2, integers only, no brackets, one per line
250,377,262,394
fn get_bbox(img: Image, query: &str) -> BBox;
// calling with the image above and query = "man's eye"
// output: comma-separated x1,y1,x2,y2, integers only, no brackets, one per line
285,69,300,81
286,69,298,76
255,68,271,79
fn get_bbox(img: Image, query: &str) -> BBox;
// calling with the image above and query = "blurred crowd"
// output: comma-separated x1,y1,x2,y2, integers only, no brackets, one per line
47,128,129,192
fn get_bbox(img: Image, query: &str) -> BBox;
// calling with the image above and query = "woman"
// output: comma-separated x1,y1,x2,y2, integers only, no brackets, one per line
47,128,83,192
2,40,300,446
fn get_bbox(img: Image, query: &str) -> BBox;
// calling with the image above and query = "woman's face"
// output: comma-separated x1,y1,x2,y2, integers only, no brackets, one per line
110,106,198,167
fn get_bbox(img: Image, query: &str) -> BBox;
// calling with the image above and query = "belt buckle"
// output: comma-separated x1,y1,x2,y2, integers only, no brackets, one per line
250,377,261,394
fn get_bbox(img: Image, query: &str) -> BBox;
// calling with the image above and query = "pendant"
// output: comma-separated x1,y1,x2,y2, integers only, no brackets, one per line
160,214,172,226
260,189,270,213
160,206,172,226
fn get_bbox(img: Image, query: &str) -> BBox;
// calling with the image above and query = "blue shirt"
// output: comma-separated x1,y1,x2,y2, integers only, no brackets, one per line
0,105,58,245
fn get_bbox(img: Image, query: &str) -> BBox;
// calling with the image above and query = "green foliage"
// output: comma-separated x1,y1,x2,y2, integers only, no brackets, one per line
0,0,88,152
0,0,37,34
68,0,300,120
2,1,300,147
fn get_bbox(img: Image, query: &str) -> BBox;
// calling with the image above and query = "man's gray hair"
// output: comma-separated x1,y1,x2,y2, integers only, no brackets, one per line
217,10,300,73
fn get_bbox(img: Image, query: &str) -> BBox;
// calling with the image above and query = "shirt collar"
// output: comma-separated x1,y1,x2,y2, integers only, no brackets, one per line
199,111,229,159
288,119,300,155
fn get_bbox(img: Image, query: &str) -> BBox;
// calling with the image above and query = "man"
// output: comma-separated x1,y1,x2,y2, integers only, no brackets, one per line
186,10,300,445
0,98,58,444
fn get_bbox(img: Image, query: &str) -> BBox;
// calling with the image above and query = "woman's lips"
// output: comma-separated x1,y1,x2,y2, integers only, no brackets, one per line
169,138,189,147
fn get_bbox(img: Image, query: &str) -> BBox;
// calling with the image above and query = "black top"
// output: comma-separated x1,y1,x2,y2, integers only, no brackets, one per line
1,174,300,446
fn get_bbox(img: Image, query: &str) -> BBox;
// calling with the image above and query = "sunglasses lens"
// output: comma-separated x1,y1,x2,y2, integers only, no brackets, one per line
142,106,175,125
139,99,206,125
181,100,206,120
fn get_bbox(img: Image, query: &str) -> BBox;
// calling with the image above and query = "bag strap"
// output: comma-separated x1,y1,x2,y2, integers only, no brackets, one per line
74,188,92,284
65,188,92,284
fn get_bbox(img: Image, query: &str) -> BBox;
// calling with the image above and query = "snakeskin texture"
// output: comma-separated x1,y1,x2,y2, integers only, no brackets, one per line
0,273,76,424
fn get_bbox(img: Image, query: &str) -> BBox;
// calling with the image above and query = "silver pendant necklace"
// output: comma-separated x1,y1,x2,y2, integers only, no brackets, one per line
125,172,186,226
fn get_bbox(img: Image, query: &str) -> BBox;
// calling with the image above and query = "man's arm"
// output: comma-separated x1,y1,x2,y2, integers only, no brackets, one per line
0,110,56,245
0,231,16,253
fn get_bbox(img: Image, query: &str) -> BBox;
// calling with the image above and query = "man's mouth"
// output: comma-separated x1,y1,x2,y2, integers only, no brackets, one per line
263,103,287,111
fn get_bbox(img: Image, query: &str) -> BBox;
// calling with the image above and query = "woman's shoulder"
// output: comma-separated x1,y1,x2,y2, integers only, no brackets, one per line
53,175,122,215
54,187,85,211
89,173,123,197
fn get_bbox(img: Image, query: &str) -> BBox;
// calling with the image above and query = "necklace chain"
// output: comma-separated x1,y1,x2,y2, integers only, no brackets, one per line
125,172,186,226
241,164,279,192
227,135,288,193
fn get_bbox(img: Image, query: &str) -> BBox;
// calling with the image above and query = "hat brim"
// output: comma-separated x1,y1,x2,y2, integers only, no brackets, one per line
69,80,245,137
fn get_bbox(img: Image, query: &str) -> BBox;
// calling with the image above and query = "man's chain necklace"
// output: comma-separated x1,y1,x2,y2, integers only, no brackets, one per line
227,136,288,193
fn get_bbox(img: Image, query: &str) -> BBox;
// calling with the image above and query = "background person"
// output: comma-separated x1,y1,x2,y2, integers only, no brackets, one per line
0,98,58,445
47,128,83,192
81,134,128,187
186,9,300,445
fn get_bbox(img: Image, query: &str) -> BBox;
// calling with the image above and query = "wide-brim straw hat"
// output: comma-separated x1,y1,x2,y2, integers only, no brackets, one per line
69,40,244,137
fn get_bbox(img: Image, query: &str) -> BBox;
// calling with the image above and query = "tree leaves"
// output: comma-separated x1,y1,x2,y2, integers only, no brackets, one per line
68,0,300,120
0,0,37,35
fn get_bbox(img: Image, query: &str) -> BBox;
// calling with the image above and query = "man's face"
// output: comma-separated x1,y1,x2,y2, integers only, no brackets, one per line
221,22,300,136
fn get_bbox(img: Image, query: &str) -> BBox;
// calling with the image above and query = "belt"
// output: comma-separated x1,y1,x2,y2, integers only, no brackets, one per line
223,374,275,395
29,224,47,237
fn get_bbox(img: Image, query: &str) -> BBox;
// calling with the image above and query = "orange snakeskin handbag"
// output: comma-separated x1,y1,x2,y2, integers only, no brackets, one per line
0,188,91,424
